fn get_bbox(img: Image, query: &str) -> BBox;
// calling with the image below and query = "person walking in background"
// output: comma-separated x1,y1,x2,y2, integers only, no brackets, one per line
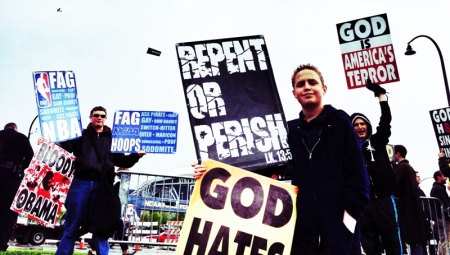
350,80,402,255
123,203,139,238
39,106,146,255
0,122,34,251
393,145,428,255
125,204,139,227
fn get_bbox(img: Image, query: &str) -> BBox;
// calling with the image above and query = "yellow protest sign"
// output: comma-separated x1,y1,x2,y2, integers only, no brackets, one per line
176,159,297,255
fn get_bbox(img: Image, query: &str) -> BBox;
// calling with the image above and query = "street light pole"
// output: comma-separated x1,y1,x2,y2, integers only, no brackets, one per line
419,176,434,184
405,35,450,107
28,115,39,139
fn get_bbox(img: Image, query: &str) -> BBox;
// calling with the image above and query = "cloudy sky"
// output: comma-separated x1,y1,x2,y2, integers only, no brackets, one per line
1,0,449,194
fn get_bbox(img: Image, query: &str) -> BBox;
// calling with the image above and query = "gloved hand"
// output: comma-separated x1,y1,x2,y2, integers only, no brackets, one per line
366,79,386,97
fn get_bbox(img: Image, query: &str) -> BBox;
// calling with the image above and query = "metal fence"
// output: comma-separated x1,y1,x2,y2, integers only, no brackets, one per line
420,196,450,255
110,173,450,254
109,171,196,249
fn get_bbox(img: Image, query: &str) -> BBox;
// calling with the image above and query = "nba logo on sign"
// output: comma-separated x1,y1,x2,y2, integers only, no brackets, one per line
34,72,52,108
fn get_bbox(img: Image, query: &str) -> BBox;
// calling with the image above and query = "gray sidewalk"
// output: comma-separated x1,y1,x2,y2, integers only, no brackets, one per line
8,240,176,255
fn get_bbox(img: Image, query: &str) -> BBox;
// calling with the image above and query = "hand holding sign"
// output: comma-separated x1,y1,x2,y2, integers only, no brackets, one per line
439,148,445,158
366,79,387,97
192,161,206,180
177,159,297,255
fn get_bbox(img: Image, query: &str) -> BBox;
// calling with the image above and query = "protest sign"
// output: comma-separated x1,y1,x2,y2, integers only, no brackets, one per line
32,71,82,142
430,107,450,158
336,13,400,89
176,159,297,255
176,35,290,171
386,144,395,162
111,110,179,154
10,139,76,228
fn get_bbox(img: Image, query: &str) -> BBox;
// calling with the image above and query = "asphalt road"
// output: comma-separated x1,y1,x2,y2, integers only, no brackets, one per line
8,240,176,254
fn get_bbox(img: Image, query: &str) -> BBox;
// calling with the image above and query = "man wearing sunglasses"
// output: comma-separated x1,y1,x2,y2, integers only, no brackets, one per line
51,106,146,255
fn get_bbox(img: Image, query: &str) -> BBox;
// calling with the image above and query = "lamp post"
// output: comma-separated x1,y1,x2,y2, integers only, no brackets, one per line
419,176,434,184
27,115,39,139
405,35,450,106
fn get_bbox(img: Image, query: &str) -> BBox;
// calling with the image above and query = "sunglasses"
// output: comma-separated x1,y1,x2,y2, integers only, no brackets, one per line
91,114,107,118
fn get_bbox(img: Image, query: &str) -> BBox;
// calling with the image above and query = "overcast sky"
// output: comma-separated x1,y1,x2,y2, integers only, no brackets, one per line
1,0,449,194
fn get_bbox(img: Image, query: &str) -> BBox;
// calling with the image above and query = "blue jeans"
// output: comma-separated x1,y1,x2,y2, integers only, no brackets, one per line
55,179,110,255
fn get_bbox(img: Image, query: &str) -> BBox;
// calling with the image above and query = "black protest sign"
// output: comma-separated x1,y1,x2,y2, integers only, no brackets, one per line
176,35,290,171
430,107,450,158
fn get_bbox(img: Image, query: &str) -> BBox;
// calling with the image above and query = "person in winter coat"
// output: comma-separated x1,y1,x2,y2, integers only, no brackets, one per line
193,64,370,255
350,80,402,255
287,64,370,255
39,106,146,255
430,170,450,252
430,170,450,220
393,144,428,255
0,122,34,251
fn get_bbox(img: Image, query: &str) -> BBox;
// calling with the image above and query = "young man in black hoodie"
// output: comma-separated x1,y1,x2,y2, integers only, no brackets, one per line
287,64,369,255
193,64,370,254
350,80,402,255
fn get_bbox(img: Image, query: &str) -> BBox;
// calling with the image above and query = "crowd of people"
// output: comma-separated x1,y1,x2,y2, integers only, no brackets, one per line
0,107,146,254
2,64,450,255
193,64,450,255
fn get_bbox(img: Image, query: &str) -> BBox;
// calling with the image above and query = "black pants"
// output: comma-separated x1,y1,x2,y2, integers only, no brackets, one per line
92,220,129,252
360,195,402,255
114,220,129,252
0,170,21,251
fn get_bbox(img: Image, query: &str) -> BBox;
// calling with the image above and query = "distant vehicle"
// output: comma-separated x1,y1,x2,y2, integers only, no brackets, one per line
12,223,64,245
143,231,180,243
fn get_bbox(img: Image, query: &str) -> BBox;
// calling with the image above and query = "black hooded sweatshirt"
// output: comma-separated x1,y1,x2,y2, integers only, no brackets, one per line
350,101,398,199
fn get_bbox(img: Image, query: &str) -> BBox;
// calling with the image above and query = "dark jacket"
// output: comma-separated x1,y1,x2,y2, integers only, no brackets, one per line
393,159,428,243
0,128,34,170
288,105,370,252
439,157,450,177
430,181,450,220
58,123,141,183
418,186,426,197
350,101,398,199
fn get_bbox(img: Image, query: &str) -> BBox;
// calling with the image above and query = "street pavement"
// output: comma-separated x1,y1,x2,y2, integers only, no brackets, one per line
8,240,176,254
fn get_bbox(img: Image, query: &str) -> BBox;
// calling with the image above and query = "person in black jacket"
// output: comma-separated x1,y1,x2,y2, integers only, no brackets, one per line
350,80,402,255
430,170,450,220
40,106,146,255
0,122,34,251
430,170,450,252
416,171,426,197
393,145,428,255
288,64,369,255
193,64,370,254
